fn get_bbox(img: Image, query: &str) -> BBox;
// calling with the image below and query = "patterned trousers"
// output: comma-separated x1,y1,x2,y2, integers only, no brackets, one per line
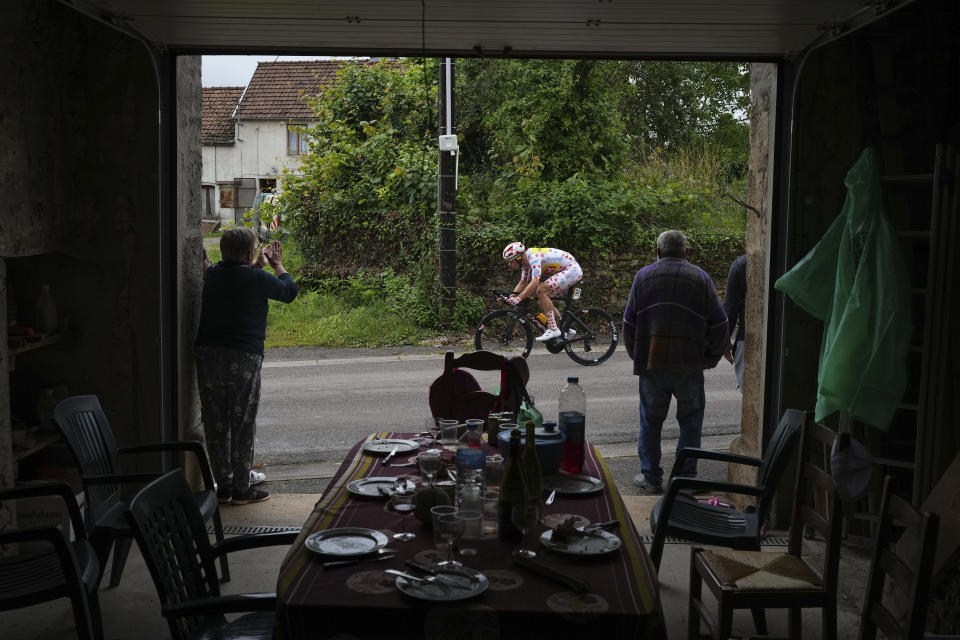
195,345,264,495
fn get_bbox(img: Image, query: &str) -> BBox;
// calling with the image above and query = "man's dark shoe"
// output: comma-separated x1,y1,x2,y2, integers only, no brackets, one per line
216,489,232,505
632,474,664,494
231,487,270,505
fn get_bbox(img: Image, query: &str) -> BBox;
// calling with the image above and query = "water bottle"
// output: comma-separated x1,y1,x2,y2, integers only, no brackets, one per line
35,284,57,333
455,421,485,511
559,376,586,474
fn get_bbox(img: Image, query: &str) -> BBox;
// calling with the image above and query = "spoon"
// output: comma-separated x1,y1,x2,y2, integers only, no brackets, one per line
544,489,557,506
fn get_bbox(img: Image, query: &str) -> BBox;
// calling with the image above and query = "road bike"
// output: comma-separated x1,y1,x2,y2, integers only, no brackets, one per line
474,285,619,366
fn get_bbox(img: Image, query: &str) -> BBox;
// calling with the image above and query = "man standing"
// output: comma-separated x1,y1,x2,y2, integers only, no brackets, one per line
723,254,747,392
195,228,298,505
622,230,728,493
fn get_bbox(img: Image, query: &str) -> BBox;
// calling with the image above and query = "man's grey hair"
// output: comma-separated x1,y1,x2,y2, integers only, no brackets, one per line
221,226,257,264
657,230,687,258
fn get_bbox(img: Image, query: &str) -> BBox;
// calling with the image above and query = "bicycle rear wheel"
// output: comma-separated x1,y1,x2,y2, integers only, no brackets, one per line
474,310,533,358
560,307,619,366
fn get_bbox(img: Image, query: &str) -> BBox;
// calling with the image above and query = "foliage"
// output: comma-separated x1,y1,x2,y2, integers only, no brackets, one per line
269,58,750,343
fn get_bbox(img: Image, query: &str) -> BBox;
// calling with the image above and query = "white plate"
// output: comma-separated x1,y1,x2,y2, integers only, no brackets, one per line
362,439,420,455
346,477,416,498
539,528,622,556
394,568,489,602
304,527,390,557
543,474,605,496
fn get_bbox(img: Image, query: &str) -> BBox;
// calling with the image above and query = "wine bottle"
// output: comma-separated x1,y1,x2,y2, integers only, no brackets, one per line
520,422,542,506
498,429,526,541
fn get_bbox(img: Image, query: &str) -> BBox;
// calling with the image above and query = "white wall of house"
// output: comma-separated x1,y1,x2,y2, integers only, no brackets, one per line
201,119,315,225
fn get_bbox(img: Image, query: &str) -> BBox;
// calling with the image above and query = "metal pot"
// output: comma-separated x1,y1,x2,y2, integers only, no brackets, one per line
497,421,566,475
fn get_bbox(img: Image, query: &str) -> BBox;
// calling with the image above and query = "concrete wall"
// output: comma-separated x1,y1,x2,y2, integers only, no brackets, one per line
0,1,165,501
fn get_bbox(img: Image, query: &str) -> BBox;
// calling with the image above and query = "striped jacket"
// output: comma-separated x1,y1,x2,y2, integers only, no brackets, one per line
622,257,728,374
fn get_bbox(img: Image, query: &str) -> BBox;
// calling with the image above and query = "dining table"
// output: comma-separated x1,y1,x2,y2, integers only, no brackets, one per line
275,432,666,640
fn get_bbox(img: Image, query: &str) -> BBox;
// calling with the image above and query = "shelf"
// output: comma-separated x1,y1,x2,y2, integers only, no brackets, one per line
12,431,61,462
7,332,65,372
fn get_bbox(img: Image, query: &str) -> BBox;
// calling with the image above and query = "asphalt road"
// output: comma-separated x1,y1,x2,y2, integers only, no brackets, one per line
255,345,743,465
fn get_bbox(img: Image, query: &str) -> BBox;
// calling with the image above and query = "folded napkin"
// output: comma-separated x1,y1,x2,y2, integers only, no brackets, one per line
513,554,590,593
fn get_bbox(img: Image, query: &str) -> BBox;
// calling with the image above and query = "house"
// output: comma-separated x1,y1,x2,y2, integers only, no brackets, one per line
200,60,343,225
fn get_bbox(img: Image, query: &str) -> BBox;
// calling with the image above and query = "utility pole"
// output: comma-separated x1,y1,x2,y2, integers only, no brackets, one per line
437,57,457,316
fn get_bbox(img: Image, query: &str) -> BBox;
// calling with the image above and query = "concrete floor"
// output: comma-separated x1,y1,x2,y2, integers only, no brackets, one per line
5,445,871,640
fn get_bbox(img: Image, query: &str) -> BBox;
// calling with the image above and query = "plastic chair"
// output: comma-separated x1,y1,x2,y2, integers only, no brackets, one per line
0,482,103,640
648,408,805,571
125,469,297,640
52,394,228,587
688,419,842,640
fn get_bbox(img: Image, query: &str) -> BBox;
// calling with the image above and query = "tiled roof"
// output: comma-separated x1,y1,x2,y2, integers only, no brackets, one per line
201,86,243,144
233,60,344,121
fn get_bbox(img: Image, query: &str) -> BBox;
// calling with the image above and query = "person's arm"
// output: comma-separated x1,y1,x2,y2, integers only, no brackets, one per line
723,258,745,341
622,275,639,361
704,277,729,367
260,241,298,302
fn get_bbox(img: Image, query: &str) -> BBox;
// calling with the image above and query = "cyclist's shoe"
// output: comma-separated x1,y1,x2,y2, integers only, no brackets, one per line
564,328,577,339
536,328,562,342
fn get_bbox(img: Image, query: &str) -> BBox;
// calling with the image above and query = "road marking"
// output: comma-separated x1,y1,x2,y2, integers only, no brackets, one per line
263,351,550,369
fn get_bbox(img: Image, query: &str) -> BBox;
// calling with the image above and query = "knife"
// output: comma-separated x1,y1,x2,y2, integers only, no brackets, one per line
382,445,400,465
322,550,398,568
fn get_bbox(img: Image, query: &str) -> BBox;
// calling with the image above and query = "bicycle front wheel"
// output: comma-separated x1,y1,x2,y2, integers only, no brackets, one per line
561,307,619,366
474,310,533,358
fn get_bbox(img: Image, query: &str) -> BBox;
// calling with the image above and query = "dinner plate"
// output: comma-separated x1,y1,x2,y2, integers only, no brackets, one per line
304,527,390,557
362,439,420,455
539,528,622,556
393,568,488,602
346,477,416,498
542,474,605,496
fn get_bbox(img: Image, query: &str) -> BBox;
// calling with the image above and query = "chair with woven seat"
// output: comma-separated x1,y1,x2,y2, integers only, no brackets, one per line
53,394,228,588
126,468,298,640
649,407,805,571
687,418,842,640
0,482,103,640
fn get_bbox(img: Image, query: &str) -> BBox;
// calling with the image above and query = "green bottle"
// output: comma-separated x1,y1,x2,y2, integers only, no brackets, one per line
521,422,542,506
498,429,526,541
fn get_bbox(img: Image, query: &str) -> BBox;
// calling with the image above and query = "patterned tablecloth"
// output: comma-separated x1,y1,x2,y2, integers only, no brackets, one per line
276,433,666,640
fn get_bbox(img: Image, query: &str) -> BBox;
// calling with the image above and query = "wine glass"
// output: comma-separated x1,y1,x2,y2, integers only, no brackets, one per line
511,502,539,558
419,449,442,487
435,512,465,567
390,486,416,542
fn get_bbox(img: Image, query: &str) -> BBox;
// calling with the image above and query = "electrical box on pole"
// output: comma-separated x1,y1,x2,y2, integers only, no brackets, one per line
437,58,457,317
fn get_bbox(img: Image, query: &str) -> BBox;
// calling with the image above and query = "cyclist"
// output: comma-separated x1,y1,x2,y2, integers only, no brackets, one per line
502,242,583,342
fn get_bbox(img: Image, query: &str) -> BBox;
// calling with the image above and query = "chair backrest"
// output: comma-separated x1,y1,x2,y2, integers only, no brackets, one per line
429,350,530,422
126,468,224,640
754,408,805,520
859,476,939,640
787,419,843,595
52,395,123,522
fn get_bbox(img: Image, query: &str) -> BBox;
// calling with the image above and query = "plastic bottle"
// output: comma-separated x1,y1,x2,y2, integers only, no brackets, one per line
498,429,526,541
455,421,485,511
559,376,586,474
35,284,57,333
520,422,543,505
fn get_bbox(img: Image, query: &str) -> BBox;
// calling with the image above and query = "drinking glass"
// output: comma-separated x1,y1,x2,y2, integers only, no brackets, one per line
456,510,482,556
511,502,539,558
390,486,416,542
418,449,442,487
439,419,459,450
430,505,458,549
425,417,441,446
436,512,465,567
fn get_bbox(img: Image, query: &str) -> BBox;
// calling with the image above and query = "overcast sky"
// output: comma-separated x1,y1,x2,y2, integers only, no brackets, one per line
202,55,358,87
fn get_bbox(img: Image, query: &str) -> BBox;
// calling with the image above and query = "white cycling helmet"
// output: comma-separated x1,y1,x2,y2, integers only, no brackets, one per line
503,242,525,262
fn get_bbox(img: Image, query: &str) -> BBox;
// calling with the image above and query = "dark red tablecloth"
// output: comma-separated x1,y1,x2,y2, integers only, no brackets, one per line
276,433,665,640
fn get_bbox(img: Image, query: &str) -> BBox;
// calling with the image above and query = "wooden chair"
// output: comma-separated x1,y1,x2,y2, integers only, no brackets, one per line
0,482,103,640
125,469,298,640
858,475,939,640
687,418,842,640
52,394,228,587
649,408,805,570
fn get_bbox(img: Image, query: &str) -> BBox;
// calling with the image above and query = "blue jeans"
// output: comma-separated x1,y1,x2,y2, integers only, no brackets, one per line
637,370,706,486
